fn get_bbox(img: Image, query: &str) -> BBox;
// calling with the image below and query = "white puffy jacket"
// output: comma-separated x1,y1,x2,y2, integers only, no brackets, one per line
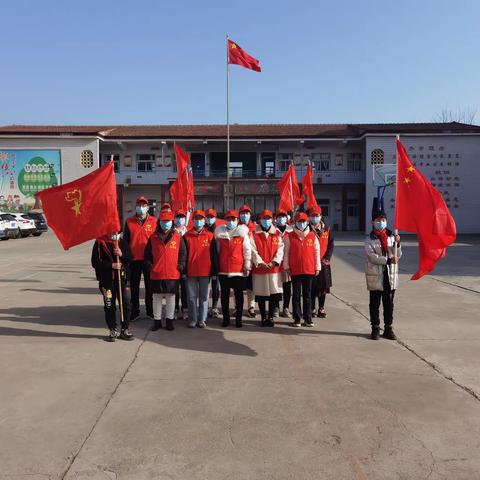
364,230,402,291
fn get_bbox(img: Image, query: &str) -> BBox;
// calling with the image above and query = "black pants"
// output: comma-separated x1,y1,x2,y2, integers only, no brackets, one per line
369,273,395,328
292,274,314,322
129,260,153,318
211,276,220,309
257,295,281,320
99,272,131,331
219,275,245,322
175,277,188,311
312,292,326,310
282,281,291,310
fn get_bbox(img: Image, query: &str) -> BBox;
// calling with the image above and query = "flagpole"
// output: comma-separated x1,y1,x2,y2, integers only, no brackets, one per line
226,34,231,211
393,135,399,275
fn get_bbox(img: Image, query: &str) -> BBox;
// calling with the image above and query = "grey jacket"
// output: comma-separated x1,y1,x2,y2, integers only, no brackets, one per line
364,230,402,291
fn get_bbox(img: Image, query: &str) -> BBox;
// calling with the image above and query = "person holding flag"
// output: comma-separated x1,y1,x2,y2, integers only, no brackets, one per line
239,204,257,318
205,208,222,319
274,209,293,319
144,210,187,332
123,196,157,322
365,210,402,340
308,206,334,318
91,232,134,342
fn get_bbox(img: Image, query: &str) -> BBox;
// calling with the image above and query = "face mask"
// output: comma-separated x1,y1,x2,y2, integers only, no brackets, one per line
175,217,186,227
136,205,148,216
226,220,238,230
160,220,172,231
296,221,308,231
194,219,205,229
205,217,216,226
276,217,287,227
260,219,272,229
239,213,250,223
374,220,387,231
309,216,321,225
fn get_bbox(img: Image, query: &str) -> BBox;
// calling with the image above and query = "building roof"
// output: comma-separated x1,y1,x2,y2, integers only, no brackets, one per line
1,122,479,139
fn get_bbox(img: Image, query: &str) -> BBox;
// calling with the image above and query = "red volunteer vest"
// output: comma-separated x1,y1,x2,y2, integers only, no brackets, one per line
150,231,181,280
252,230,281,274
218,236,244,274
288,230,317,276
184,228,213,277
127,215,157,261
319,228,330,260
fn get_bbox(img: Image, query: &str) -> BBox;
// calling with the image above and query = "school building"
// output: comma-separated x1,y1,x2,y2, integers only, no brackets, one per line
0,122,479,233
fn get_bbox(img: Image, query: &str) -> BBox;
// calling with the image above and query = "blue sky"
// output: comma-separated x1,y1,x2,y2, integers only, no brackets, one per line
1,0,479,125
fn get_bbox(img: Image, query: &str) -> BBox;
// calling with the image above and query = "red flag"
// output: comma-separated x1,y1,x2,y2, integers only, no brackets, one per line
171,144,195,212
302,164,319,211
228,39,261,72
37,162,120,250
394,138,456,280
277,164,303,212
169,178,184,213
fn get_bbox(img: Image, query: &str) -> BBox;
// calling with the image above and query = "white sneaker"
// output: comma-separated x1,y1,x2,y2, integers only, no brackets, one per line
182,309,189,321
188,320,196,328
211,308,221,319
281,308,292,318
292,321,301,328
197,322,206,328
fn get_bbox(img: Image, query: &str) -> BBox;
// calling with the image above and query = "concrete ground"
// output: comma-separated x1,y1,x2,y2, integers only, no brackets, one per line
0,231,479,480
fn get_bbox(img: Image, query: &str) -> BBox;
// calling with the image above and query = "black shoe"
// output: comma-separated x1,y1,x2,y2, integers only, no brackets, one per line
235,319,243,328
260,318,266,327
166,318,175,331
105,329,118,342
383,327,397,340
247,307,256,318
304,320,314,327
119,329,134,341
150,320,162,331
221,319,230,327
318,309,327,318
266,318,275,327
371,327,380,340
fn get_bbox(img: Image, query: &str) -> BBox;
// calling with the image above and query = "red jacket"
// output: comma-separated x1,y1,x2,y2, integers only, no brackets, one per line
125,215,157,261
184,228,217,277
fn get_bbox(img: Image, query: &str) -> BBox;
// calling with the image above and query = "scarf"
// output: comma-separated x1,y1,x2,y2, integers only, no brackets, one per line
373,229,388,256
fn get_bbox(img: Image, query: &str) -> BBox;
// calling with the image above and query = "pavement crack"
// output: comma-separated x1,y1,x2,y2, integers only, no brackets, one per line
228,415,236,447
60,328,151,479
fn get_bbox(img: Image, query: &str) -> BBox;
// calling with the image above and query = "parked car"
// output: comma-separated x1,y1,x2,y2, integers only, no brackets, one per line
0,213,20,239
26,212,48,236
10,213,36,237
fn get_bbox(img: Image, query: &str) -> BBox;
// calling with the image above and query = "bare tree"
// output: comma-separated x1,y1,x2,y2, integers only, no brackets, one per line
434,106,478,124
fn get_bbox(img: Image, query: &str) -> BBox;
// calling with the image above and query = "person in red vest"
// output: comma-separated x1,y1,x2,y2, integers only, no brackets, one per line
274,209,293,319
91,233,134,342
184,210,219,328
215,209,252,328
283,211,321,327
123,196,157,322
239,204,256,318
250,210,284,327
144,210,187,331
174,209,188,321
205,208,223,319
308,206,334,318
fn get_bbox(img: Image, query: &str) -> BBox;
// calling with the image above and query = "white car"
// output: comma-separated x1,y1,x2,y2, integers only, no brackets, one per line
10,213,37,237
0,213,20,240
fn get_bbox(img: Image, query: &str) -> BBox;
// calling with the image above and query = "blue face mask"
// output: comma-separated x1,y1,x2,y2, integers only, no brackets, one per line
276,216,287,227
296,221,308,231
226,220,238,230
205,217,216,226
260,219,272,229
136,205,148,216
374,220,387,231
160,220,172,231
194,219,205,229
239,213,250,223
175,217,186,227
309,216,321,225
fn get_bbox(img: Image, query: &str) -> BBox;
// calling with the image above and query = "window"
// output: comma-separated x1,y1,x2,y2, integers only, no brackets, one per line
229,161,243,177
347,153,362,171
347,198,359,217
136,154,154,172
278,153,293,171
317,198,330,217
80,150,94,168
312,153,331,171
102,154,120,172
335,153,344,166
371,149,384,165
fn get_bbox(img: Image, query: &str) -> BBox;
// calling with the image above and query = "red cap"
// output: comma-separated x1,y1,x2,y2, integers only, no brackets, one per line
175,209,186,217
239,204,251,213
294,212,308,222
205,208,217,217
258,209,273,219
159,211,174,221
160,202,172,211
225,209,239,219
136,196,149,204
192,209,205,218
307,206,322,215
276,209,288,216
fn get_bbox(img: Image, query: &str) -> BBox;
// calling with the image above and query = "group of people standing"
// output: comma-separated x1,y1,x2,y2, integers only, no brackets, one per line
91,196,400,343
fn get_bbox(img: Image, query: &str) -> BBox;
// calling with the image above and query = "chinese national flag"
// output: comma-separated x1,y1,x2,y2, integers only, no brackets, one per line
37,162,120,250
302,164,319,211
395,138,456,280
228,39,261,72
170,144,195,212
277,164,303,212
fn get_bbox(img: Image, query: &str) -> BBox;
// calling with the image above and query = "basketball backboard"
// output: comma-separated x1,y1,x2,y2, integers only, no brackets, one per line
373,163,397,187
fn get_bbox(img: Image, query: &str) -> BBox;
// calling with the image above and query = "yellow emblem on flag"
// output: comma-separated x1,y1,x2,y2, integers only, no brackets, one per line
403,177,412,184
231,43,237,49
65,189,82,216
407,165,415,173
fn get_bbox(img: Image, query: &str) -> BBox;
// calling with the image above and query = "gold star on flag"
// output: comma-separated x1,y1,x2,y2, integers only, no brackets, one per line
231,43,237,49
404,177,412,184
407,165,415,173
